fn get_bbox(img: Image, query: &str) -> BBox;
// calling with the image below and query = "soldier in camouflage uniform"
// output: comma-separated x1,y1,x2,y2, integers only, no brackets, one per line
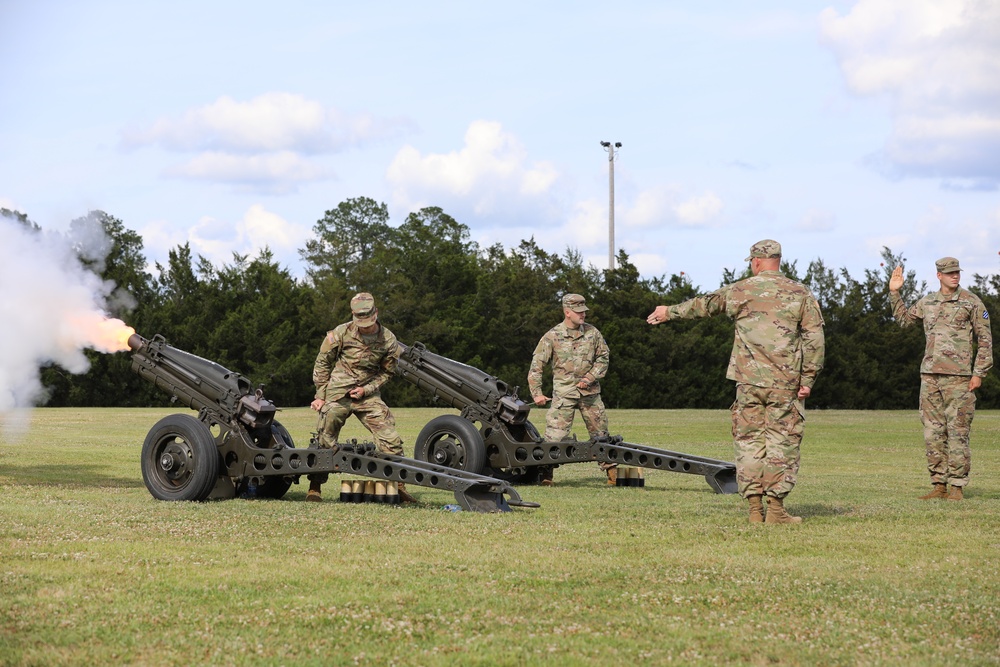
889,258,993,501
528,294,616,486
647,240,825,524
307,293,414,503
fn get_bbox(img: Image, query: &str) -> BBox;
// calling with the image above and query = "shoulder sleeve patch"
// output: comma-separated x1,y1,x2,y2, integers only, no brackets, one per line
984,311,990,320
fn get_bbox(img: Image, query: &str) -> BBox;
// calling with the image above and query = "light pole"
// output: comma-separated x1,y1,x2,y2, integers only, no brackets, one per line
600,141,622,270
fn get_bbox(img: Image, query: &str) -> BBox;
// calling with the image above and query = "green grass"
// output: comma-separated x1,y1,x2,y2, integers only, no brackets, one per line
2,407,999,666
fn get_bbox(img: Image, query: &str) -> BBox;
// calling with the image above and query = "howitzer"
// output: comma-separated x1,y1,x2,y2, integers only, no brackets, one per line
127,334,538,512
397,341,738,494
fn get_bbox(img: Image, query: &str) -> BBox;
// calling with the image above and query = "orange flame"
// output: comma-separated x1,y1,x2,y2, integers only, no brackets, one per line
91,318,136,353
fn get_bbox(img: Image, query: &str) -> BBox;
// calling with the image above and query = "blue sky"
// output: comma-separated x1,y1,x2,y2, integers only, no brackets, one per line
2,0,998,291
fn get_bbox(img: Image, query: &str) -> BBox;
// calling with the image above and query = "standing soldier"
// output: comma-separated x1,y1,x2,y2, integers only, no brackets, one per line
889,258,993,501
647,240,825,524
308,292,415,503
528,293,616,486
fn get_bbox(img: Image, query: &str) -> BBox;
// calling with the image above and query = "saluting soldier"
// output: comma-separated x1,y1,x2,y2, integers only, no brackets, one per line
307,292,415,503
889,258,993,501
528,293,616,486
647,240,825,524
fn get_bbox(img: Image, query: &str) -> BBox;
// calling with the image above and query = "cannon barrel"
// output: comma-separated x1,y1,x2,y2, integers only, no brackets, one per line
129,333,275,429
396,342,531,426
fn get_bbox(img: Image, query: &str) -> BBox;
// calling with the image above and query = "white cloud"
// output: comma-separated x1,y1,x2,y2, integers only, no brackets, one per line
124,93,409,154
0,196,18,211
124,93,413,193
674,192,724,225
165,151,329,193
620,186,724,228
820,0,1000,184
139,205,310,271
386,120,560,222
797,208,836,232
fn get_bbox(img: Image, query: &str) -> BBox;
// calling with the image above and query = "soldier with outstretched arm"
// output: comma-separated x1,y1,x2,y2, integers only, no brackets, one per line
647,240,825,524
889,258,993,500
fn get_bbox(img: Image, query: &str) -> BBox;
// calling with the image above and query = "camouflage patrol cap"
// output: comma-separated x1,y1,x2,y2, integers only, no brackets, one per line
350,292,378,326
745,239,782,261
562,293,589,312
935,257,962,273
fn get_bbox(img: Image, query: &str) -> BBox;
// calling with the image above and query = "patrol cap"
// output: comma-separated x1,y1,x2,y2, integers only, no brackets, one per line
562,293,589,312
350,292,378,326
745,239,782,261
935,257,961,273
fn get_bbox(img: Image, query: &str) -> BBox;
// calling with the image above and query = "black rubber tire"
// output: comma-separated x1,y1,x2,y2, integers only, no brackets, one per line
141,414,220,501
253,421,295,499
413,415,486,474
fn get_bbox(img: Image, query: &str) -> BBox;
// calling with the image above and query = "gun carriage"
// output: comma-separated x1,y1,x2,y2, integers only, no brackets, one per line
397,342,738,494
127,334,536,512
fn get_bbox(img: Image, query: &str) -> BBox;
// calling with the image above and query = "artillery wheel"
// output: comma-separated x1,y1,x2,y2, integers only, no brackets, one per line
414,415,486,474
141,414,220,501
252,421,295,499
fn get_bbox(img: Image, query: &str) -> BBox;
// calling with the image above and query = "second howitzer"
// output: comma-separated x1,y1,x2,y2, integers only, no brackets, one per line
397,342,737,493
126,333,538,512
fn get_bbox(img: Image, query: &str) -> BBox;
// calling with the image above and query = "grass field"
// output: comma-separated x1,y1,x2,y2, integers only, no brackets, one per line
1,407,998,666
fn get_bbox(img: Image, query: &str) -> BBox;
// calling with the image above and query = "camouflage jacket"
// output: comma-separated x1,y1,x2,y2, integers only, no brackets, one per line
313,322,400,402
528,322,609,400
666,270,826,390
890,288,993,377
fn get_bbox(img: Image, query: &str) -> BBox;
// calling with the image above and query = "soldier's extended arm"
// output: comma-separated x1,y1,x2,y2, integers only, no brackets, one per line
666,289,727,320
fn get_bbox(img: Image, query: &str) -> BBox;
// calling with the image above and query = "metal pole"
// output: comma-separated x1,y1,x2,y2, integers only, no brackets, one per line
600,141,621,270
608,148,615,271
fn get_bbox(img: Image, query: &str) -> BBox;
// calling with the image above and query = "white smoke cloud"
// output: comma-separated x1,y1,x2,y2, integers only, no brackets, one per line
820,0,1000,185
0,213,133,436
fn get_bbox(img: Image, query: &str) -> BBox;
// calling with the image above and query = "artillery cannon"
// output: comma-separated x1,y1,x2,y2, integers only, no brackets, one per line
127,333,537,512
397,342,738,494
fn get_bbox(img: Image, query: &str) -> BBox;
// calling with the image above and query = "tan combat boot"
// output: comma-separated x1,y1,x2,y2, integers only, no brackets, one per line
306,480,323,502
947,485,964,501
397,482,418,503
764,496,802,524
606,467,618,486
748,495,765,523
918,483,948,500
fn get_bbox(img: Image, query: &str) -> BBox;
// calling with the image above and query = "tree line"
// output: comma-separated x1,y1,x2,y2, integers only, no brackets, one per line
7,201,998,411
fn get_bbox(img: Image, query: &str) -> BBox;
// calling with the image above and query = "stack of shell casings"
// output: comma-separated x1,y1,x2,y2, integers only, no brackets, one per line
615,466,645,487
339,479,401,504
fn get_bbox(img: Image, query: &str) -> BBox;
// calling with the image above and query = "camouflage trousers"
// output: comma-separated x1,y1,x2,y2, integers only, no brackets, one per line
920,373,975,487
731,384,804,499
544,393,615,471
310,394,404,485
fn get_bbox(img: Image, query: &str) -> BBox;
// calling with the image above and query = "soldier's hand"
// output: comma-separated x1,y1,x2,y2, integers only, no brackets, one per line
349,386,366,400
310,398,325,411
533,395,550,406
647,305,669,325
797,386,811,400
888,265,904,293
969,376,982,392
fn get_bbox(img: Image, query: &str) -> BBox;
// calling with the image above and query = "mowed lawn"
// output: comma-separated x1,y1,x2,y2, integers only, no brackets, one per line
1,407,998,666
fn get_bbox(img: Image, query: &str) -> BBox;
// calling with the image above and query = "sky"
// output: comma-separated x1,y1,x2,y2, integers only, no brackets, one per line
2,0,999,292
